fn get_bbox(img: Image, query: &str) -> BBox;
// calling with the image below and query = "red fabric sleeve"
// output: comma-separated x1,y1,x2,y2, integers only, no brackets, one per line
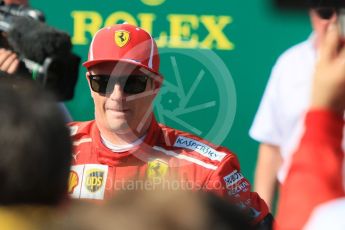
205,153,269,225
276,109,345,230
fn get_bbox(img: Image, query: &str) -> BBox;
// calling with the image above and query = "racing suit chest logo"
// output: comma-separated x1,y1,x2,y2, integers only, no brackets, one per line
85,169,105,193
147,159,169,179
68,170,79,194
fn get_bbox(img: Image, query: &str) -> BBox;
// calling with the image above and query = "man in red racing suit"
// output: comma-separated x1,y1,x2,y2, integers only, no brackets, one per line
67,23,271,227
68,118,269,225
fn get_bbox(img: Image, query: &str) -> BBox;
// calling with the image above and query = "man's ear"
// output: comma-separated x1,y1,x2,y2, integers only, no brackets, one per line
151,77,162,97
152,74,163,90
153,80,161,90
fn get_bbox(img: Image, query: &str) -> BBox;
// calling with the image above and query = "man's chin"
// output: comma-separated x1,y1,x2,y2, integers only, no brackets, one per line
108,122,131,134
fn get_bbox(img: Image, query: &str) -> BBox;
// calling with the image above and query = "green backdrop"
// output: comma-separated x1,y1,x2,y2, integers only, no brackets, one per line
30,0,310,183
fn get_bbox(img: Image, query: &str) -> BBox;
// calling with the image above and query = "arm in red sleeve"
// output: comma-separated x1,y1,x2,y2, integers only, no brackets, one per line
205,152,270,226
276,109,345,230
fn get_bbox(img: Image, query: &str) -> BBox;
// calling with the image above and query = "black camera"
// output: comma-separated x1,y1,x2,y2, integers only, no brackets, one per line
0,1,80,101
274,0,345,9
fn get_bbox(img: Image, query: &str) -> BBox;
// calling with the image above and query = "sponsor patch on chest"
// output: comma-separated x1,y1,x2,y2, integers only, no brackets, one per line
147,159,169,179
68,164,108,200
173,136,226,161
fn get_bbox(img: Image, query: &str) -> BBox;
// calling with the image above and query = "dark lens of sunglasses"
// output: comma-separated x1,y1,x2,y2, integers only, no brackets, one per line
89,74,148,95
123,75,148,94
90,75,109,94
316,8,335,20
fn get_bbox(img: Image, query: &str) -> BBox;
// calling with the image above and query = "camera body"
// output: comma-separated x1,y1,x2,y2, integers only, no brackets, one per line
0,1,80,101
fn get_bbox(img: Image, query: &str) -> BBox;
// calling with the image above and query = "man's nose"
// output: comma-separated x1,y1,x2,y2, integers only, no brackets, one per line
109,84,125,101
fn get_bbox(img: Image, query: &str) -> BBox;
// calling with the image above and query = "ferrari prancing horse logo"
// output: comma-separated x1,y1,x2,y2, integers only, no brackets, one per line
115,30,130,47
147,159,169,179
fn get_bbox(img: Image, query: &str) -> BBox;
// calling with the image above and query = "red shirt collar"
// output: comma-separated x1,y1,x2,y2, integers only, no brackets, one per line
90,117,162,165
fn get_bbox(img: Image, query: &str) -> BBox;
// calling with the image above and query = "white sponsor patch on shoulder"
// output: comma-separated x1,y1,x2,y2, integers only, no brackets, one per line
69,126,79,136
173,136,226,161
223,170,244,187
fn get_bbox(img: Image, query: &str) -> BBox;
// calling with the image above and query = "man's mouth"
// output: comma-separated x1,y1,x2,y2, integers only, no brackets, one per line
107,108,129,112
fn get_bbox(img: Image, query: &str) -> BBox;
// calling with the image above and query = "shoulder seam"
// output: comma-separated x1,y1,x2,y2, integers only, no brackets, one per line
153,146,218,170
73,138,92,146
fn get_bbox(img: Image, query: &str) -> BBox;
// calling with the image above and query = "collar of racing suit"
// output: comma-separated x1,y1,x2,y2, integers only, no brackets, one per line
90,117,167,166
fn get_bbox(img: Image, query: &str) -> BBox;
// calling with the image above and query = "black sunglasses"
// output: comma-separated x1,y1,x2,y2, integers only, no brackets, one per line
88,74,149,95
315,7,336,20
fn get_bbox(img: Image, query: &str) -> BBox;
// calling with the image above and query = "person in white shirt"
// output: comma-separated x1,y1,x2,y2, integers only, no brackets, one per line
249,7,337,210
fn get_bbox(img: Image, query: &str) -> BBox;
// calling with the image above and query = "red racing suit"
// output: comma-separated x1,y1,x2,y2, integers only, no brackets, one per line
68,118,269,225
276,110,345,230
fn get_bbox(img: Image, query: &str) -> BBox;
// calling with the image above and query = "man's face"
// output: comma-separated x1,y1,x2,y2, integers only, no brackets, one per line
310,8,337,48
87,62,160,136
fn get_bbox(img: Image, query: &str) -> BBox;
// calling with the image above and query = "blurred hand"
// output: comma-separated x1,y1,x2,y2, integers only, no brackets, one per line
3,0,28,5
0,49,20,74
0,0,27,74
311,22,345,114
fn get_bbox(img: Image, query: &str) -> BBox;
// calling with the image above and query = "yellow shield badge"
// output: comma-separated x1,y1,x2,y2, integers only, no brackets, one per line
147,159,169,179
84,169,105,193
115,30,130,48
68,170,79,194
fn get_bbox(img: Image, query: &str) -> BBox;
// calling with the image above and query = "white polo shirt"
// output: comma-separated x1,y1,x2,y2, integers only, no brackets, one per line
249,36,316,182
